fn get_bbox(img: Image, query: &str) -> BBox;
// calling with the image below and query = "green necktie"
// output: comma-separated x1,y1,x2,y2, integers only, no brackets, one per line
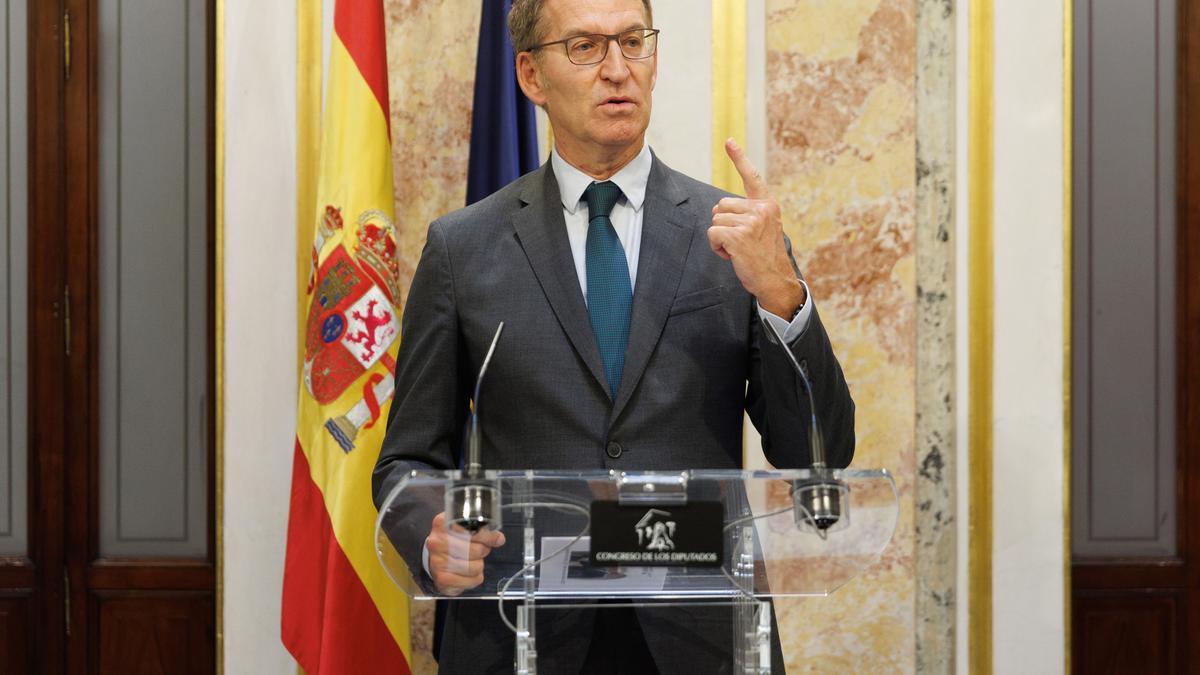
583,181,631,398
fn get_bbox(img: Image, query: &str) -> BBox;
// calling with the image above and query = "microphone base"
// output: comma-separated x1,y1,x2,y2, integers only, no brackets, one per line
446,481,501,533
792,472,849,533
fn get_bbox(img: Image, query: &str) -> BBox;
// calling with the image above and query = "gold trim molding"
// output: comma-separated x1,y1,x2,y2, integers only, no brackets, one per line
710,0,746,194
967,0,994,672
214,0,225,671
1061,0,1074,669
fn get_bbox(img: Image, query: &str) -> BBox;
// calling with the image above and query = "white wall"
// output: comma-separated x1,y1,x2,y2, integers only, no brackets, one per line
991,0,1067,669
645,1,715,181
221,0,298,671
956,0,1068,671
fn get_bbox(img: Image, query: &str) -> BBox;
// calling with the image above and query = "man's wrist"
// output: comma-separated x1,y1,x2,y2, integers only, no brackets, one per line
758,277,806,318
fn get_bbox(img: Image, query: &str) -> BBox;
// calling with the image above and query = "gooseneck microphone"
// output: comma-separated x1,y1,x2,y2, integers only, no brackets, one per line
759,316,847,532
466,321,505,479
447,322,505,533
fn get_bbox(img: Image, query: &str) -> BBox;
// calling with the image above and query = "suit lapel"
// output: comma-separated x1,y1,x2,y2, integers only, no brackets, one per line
610,157,693,422
511,165,610,394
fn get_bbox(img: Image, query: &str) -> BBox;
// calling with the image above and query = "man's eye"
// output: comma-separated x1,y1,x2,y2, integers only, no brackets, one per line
622,37,644,49
571,40,599,53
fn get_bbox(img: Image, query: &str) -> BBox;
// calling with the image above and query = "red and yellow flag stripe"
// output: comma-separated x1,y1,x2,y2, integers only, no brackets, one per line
283,0,411,672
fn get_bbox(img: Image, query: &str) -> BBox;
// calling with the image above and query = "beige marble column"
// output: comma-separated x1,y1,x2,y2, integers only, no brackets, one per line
766,0,918,671
913,0,957,672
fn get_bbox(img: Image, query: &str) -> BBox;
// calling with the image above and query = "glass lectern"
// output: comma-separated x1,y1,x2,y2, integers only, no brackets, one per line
376,468,897,674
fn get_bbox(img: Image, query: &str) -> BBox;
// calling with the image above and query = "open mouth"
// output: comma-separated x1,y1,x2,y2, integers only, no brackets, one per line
600,97,635,111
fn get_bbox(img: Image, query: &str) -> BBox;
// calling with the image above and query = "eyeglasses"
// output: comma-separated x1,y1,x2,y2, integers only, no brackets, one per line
528,28,660,66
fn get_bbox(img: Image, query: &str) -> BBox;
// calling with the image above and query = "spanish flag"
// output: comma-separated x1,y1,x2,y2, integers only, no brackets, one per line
282,0,411,671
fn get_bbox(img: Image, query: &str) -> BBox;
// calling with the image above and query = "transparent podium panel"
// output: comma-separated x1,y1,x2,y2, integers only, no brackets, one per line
375,469,898,601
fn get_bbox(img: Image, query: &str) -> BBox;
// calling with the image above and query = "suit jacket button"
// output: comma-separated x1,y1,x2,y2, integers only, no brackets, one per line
606,441,623,459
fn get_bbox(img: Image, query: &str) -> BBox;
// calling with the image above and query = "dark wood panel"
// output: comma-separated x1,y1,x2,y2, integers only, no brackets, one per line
0,594,33,675
1072,559,1187,590
0,559,36,588
1073,592,1180,675
65,1,96,670
95,593,213,675
28,0,69,671
1178,0,1200,669
87,561,214,591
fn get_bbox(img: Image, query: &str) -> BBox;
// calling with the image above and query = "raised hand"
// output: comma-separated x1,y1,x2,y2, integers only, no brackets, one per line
707,138,807,318
425,511,507,596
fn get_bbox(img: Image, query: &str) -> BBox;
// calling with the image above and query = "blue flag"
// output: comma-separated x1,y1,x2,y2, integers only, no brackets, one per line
466,0,540,205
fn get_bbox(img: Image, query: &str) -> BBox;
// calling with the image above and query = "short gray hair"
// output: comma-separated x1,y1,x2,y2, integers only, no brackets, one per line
508,0,654,55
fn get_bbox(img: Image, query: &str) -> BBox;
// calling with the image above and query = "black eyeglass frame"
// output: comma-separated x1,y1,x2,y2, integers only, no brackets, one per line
526,28,661,65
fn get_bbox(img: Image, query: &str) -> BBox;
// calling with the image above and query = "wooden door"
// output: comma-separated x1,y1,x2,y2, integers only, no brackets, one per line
1070,0,1200,670
2,1,217,672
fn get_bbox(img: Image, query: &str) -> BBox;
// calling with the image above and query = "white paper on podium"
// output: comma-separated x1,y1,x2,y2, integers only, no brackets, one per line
536,536,668,593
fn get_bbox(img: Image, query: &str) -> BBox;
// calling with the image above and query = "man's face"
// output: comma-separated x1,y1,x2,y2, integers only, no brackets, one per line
520,0,657,158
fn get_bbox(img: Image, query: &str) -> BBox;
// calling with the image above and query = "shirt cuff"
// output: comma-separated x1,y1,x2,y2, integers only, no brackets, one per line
756,279,813,344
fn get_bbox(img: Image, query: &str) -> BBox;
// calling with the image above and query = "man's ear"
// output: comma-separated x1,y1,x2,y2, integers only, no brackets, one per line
515,52,548,107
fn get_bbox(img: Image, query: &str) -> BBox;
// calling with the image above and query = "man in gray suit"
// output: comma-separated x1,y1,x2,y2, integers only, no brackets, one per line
373,0,855,671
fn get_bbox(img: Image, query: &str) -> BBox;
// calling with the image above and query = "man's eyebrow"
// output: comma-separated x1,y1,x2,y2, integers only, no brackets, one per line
557,22,649,37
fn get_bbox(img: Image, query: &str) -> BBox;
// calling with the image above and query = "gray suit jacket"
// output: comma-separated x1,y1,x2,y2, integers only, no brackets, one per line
373,153,855,673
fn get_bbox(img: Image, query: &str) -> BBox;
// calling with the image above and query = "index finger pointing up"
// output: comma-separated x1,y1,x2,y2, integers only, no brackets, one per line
725,138,769,199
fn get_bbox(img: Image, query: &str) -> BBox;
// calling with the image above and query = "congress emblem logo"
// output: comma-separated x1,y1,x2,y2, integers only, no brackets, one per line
635,509,677,551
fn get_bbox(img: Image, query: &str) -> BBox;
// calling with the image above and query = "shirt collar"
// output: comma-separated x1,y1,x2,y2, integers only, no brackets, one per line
551,143,652,215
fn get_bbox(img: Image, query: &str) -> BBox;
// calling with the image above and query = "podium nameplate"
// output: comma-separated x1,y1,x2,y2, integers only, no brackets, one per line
589,500,723,567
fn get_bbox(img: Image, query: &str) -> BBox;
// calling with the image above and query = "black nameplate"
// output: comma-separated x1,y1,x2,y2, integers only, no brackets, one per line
589,501,723,567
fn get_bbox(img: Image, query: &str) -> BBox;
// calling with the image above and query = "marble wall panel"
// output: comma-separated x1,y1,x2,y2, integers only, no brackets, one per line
384,2,479,671
766,0,918,672
385,0,479,307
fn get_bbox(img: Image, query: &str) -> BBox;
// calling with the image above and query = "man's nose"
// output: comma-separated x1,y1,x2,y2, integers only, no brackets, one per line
598,38,631,81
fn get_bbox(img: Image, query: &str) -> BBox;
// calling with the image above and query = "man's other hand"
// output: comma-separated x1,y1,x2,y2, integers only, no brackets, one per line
708,138,807,318
426,512,507,596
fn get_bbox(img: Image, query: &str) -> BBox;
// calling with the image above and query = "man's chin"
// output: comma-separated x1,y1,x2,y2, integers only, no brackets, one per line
591,124,648,149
